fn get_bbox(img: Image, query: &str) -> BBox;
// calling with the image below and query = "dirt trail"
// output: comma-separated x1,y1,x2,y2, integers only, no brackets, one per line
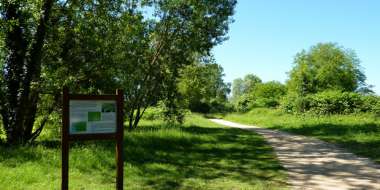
210,119,380,190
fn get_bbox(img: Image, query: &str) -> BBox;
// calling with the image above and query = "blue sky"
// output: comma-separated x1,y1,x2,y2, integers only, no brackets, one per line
213,0,380,94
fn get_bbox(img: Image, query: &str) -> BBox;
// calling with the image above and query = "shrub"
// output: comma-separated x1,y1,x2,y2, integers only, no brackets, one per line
209,99,235,113
281,90,380,115
307,91,363,114
251,81,286,108
280,94,309,113
373,101,380,116
143,106,165,120
254,97,281,108
361,95,379,112
235,95,252,112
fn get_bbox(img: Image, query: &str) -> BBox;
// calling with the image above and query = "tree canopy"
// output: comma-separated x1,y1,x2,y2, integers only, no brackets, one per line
287,43,366,96
231,74,262,103
178,55,230,113
0,0,237,144
250,81,286,108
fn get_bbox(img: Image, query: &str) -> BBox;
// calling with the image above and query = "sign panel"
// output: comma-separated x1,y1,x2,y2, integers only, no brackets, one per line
62,88,124,190
69,100,117,134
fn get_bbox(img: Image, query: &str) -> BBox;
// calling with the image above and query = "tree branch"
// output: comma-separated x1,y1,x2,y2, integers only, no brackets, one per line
29,93,59,142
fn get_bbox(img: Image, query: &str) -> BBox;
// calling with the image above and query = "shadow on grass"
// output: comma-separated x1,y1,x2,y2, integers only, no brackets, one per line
270,122,380,164
123,124,287,189
0,123,287,189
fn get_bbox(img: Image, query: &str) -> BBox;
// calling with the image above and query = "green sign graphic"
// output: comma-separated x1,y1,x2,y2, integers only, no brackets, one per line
88,112,101,121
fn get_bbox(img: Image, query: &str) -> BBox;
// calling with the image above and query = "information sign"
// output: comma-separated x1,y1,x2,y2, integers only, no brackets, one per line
69,100,117,134
61,88,124,190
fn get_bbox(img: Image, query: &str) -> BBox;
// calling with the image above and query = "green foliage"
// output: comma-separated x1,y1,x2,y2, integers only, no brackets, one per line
178,55,230,113
360,95,380,113
287,43,366,96
143,106,166,121
223,108,380,164
0,0,55,144
233,80,285,112
234,94,252,112
306,91,362,114
280,94,300,113
0,0,237,142
251,81,286,108
231,74,262,103
373,101,380,116
208,99,235,113
280,43,376,116
143,101,191,123
281,90,380,115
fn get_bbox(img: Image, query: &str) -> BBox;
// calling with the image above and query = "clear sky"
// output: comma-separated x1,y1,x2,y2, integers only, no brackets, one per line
213,0,380,94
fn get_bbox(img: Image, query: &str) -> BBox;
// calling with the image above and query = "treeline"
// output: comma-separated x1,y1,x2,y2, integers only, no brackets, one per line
0,0,237,144
152,42,380,116
231,43,380,115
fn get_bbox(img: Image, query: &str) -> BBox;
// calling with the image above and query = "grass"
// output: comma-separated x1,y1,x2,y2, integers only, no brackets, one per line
219,108,380,164
0,114,287,190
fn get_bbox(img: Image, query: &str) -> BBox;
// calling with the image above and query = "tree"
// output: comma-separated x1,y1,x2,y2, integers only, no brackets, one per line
231,78,244,100
250,81,286,107
0,0,54,144
0,0,237,143
231,74,262,103
116,0,237,128
178,55,230,113
287,43,366,96
42,0,237,128
233,79,285,110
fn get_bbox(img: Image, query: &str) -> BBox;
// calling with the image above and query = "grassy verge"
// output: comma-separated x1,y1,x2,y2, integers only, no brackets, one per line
219,108,380,164
0,114,287,190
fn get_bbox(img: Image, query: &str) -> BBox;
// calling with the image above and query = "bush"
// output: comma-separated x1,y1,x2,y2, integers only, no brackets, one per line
209,99,235,113
280,94,309,113
361,95,379,113
373,101,380,116
235,95,252,112
281,91,380,115
307,91,362,114
251,81,286,108
254,97,282,108
143,106,165,120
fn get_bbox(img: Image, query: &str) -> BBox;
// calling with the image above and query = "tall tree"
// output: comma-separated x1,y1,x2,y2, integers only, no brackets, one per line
287,43,366,96
0,0,54,144
178,55,230,113
0,0,237,143
117,0,237,128
231,74,262,103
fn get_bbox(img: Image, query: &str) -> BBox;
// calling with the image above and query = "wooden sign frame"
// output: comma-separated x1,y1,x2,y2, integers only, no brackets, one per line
62,87,124,190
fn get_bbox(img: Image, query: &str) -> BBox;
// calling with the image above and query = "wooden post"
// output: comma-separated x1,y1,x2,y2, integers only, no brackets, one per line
116,89,124,190
62,87,69,190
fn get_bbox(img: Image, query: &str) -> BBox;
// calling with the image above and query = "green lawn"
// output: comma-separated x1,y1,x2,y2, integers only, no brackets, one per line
220,108,380,164
0,114,287,190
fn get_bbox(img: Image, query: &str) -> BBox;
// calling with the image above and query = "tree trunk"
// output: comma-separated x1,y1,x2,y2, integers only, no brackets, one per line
0,0,54,145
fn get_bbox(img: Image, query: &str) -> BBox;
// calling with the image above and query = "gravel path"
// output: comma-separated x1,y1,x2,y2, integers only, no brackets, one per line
210,119,380,190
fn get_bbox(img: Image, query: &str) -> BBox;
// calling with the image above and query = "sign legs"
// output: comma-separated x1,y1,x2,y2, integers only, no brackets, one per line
62,87,69,190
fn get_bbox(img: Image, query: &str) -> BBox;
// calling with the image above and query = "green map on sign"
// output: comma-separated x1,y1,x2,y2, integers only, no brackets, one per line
88,112,101,121
72,122,87,132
